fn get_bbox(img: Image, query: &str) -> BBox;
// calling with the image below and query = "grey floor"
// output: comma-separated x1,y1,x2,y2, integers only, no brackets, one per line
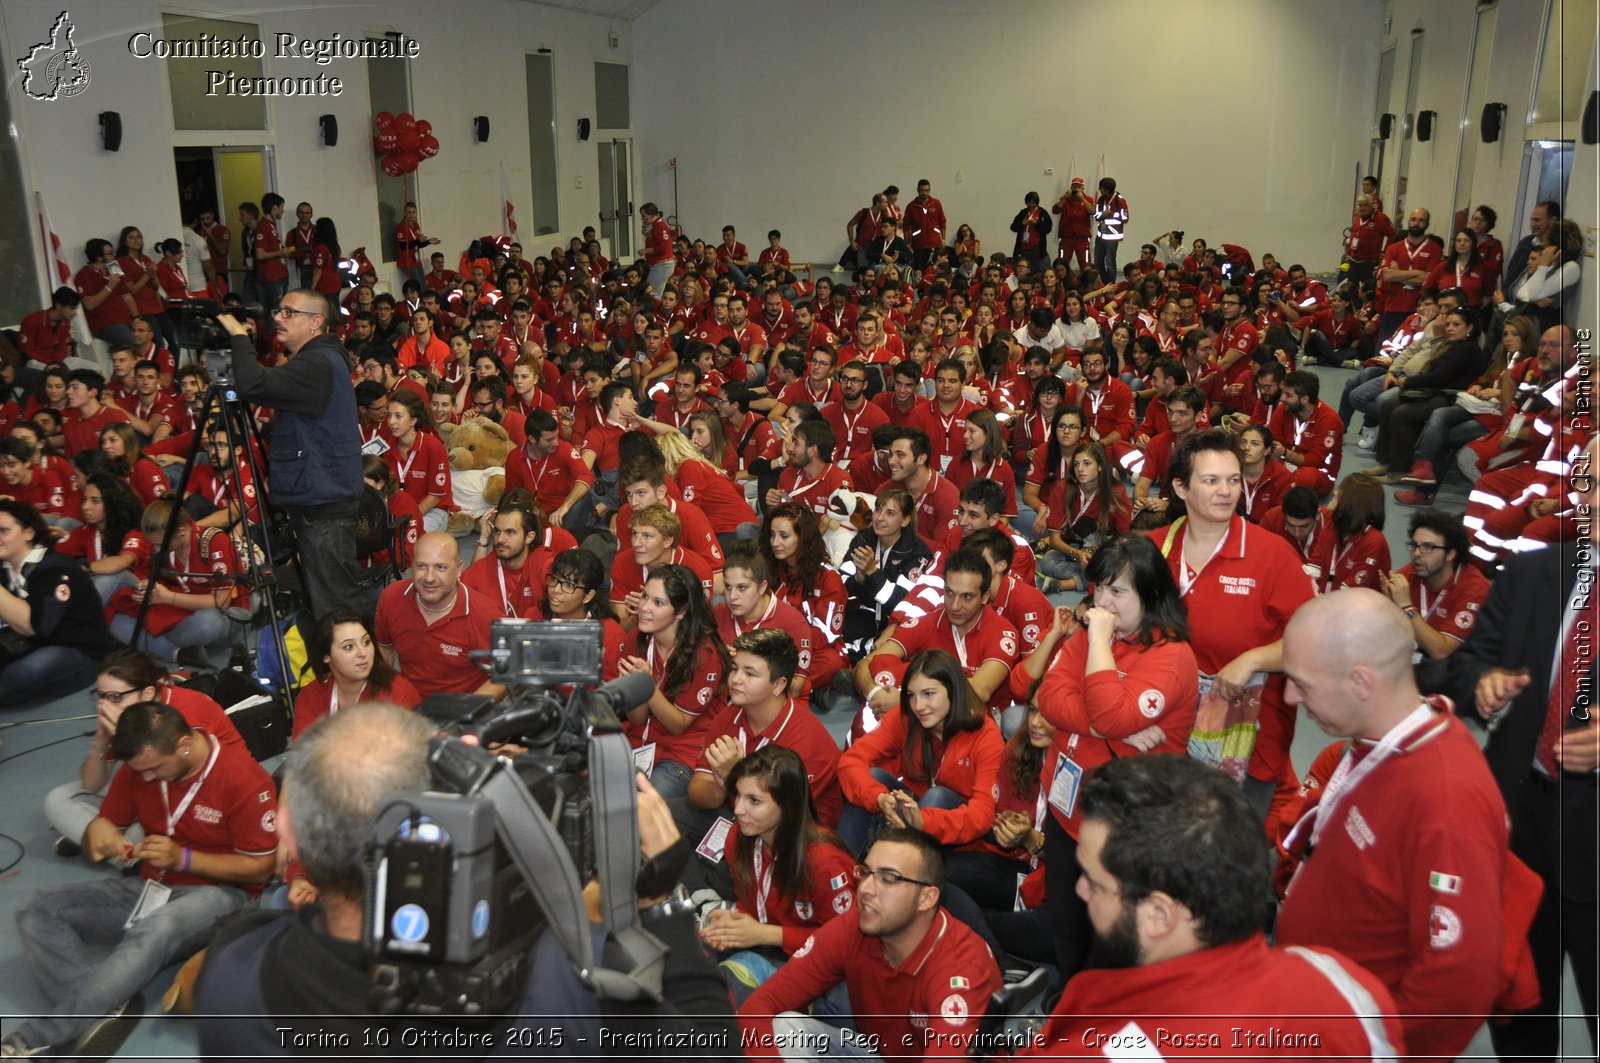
0,364,1588,1060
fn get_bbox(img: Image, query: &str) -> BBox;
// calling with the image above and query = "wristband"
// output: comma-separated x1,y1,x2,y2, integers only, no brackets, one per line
1403,607,1418,619
180,847,193,872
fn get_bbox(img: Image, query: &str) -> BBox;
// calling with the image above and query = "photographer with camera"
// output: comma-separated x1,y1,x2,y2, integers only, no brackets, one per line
195,703,737,1057
215,289,367,622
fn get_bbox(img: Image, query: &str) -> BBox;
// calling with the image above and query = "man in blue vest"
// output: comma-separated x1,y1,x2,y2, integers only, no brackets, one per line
218,290,366,621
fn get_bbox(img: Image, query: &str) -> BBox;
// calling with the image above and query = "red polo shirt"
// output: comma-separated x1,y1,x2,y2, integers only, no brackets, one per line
374,580,495,697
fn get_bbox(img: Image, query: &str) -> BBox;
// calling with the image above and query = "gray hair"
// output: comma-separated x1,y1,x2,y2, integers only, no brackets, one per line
285,703,435,899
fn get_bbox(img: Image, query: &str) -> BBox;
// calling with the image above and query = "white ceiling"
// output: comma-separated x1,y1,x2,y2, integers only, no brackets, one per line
513,0,661,21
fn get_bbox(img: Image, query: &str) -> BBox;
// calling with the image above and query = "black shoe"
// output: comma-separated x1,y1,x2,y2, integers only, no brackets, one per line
73,995,144,1063
51,835,81,858
174,646,214,673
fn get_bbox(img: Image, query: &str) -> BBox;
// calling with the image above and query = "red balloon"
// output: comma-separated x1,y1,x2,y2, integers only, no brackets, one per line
376,131,399,153
380,154,406,177
396,128,420,153
401,151,422,173
395,112,415,131
418,135,440,159
374,111,394,132
415,120,432,137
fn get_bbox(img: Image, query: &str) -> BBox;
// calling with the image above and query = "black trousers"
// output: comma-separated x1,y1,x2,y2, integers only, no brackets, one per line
1490,770,1599,1062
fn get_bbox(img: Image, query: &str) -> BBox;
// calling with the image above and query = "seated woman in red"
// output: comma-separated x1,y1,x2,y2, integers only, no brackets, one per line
533,546,630,680
58,471,142,603
761,503,847,697
837,648,1004,856
100,422,170,507
1033,533,1199,983
700,746,857,1005
293,608,421,742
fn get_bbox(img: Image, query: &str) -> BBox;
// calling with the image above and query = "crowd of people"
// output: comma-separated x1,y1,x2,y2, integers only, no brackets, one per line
0,177,1591,1062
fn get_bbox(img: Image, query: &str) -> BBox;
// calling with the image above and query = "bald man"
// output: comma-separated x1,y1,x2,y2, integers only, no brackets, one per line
374,532,503,698
1276,589,1508,1059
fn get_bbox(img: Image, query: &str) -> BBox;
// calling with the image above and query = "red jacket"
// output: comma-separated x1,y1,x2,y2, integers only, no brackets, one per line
839,707,1004,845
1033,630,1198,836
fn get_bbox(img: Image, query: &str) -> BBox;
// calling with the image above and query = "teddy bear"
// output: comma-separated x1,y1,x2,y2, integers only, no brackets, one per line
438,416,511,536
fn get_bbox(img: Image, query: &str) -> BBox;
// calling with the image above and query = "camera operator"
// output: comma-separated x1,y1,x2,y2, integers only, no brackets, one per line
215,290,367,622
195,703,737,1058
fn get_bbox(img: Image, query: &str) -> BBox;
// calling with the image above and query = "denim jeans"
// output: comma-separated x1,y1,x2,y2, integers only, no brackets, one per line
1036,549,1088,587
259,277,288,315
1338,365,1386,424
111,608,234,662
93,569,138,605
15,876,251,1048
646,261,675,300
1414,405,1489,465
288,502,369,623
0,645,101,707
648,757,695,800
44,779,141,852
836,766,966,857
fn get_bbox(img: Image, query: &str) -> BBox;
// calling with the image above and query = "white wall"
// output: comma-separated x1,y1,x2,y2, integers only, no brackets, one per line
633,0,1382,272
2,0,632,298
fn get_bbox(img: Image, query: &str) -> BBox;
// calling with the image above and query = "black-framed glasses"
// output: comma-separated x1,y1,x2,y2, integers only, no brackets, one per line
94,688,138,704
1405,540,1444,555
271,306,321,320
853,864,935,889
545,575,583,594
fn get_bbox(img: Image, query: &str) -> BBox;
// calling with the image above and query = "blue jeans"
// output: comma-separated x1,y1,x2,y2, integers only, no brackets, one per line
648,757,695,800
0,645,100,706
15,876,251,1048
1036,549,1088,587
1415,405,1489,465
646,261,674,300
1338,365,1385,424
111,608,235,662
772,1015,882,1061
1346,375,1401,429
259,277,288,315
836,766,966,857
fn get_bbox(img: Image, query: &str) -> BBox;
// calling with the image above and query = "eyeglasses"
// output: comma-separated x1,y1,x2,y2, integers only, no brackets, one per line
472,399,497,410
545,575,583,594
271,306,321,320
854,864,934,889
1405,540,1444,555
94,688,138,704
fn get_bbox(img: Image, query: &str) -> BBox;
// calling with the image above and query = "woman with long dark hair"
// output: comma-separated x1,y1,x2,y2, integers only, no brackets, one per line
760,502,847,685
1020,406,1086,536
115,226,175,349
617,564,730,799
1425,226,1489,308
99,422,168,506
699,746,857,1002
383,389,454,533
307,217,345,298
837,648,1003,854
945,703,1055,912
57,471,142,602
946,408,1016,508
1033,533,1198,982
1037,441,1131,594
293,609,420,742
1322,474,1390,593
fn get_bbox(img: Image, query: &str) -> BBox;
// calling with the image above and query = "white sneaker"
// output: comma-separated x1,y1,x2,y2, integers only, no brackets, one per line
1357,426,1378,450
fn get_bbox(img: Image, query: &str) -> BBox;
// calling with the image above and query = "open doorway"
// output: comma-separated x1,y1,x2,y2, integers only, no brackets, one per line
173,146,276,294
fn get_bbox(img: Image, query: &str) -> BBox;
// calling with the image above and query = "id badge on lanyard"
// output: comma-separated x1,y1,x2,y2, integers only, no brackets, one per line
1047,735,1084,818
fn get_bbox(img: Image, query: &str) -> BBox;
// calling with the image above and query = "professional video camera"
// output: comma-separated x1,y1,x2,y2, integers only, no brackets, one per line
169,298,261,354
364,620,676,1018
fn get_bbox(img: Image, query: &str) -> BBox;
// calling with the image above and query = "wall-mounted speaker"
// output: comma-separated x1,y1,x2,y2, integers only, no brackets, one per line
1416,110,1436,141
99,111,121,152
474,115,490,142
1583,90,1598,145
1480,102,1507,143
319,114,338,147
1378,113,1395,140
577,117,591,141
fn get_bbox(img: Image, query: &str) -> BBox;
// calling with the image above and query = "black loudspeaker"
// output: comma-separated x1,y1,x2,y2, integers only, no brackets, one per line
1481,102,1506,143
474,115,490,142
1417,110,1436,142
1583,90,1598,145
319,114,338,147
99,111,121,152
577,117,591,141
1378,113,1395,140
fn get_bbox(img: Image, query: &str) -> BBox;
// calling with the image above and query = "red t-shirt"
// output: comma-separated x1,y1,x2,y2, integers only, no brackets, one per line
694,698,843,827
823,400,890,467
18,309,74,365
1401,562,1491,642
503,441,594,515
62,403,131,457
776,464,852,527
624,637,725,768
291,673,422,742
384,433,455,511
725,831,856,952
100,732,278,896
675,460,757,532
909,399,982,472
610,546,715,609
254,217,289,282
374,580,495,697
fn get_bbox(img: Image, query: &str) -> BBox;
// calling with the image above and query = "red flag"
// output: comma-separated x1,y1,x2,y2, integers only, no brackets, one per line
36,192,71,288
499,163,518,239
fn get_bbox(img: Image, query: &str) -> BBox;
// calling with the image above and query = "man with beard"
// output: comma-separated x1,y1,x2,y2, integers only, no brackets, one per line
1021,754,1405,1060
1268,370,1344,495
1377,208,1444,342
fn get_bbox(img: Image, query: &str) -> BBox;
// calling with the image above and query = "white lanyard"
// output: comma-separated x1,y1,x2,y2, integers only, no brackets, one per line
1300,704,1435,850
839,403,867,448
494,561,518,618
1178,525,1230,599
950,617,972,670
161,737,221,836
1241,475,1264,516
1291,416,1310,448
328,680,367,717
1072,489,1098,527
752,839,776,923
1329,536,1358,580
1416,568,1457,622
641,638,667,742
394,439,421,484
731,596,777,638
1085,387,1107,419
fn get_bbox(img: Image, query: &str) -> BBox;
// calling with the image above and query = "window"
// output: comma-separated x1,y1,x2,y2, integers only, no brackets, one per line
1453,3,1498,208
163,14,266,131
525,52,559,237
1530,0,1596,125
594,62,629,130
367,40,412,263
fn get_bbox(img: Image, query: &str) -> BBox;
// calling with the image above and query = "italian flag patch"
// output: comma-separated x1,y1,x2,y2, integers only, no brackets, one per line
1429,871,1460,894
